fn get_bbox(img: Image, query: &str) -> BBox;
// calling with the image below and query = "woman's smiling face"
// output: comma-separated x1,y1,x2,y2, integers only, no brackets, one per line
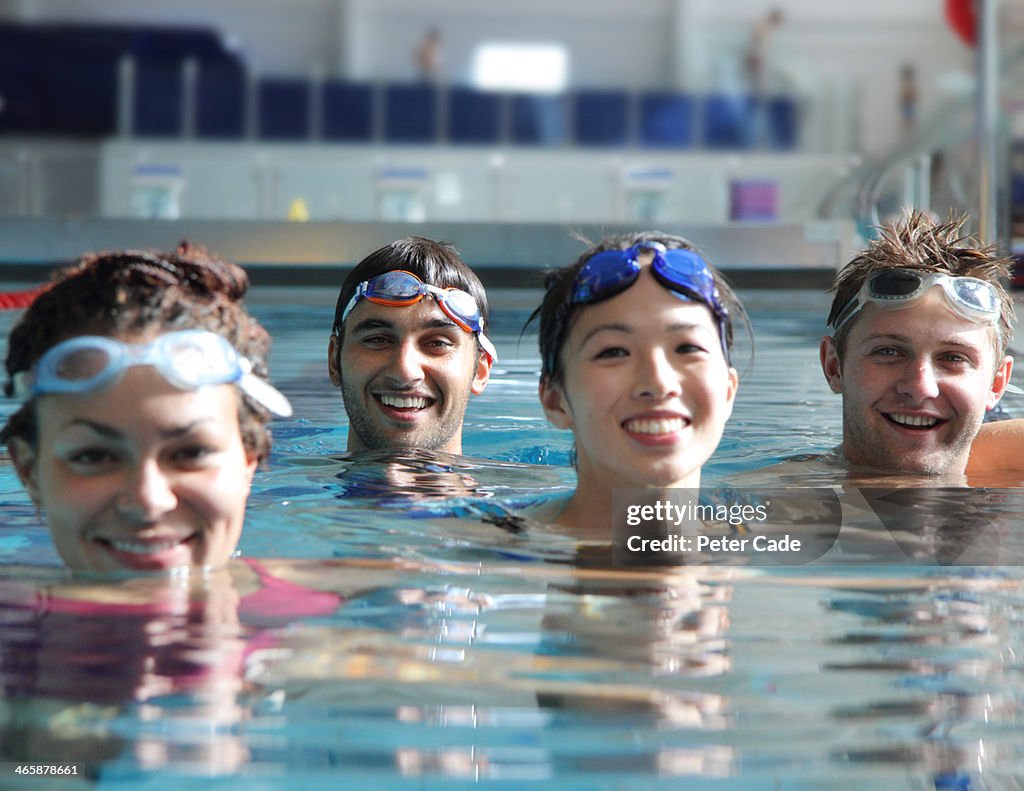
12,362,257,573
541,262,738,492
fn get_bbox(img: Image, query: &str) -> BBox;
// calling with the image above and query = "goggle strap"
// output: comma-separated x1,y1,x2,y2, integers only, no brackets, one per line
829,297,862,332
11,371,32,400
238,371,294,418
478,332,498,364
662,279,723,316
719,323,731,367
341,283,368,326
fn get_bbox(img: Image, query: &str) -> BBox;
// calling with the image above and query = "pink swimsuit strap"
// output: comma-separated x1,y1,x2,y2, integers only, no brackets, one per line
238,558,343,626
1,561,342,625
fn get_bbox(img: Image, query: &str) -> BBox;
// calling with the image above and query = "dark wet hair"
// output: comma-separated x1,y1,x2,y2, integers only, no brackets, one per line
2,243,276,461
330,236,490,344
527,231,748,387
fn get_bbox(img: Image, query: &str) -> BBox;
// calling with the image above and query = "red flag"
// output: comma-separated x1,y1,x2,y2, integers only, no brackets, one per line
946,0,977,47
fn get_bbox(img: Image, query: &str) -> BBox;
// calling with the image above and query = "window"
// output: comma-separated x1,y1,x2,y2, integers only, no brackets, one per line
471,43,568,93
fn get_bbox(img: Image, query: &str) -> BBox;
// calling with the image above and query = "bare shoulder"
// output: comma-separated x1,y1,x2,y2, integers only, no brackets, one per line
968,419,1024,475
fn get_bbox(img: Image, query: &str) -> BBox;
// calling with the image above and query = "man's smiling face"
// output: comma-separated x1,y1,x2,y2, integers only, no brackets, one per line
329,298,490,454
821,288,1012,476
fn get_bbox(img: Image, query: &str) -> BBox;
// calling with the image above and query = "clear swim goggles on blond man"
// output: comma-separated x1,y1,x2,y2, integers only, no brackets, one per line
830,268,1001,335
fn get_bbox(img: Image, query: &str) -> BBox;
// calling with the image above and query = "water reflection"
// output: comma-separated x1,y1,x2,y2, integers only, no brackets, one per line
532,569,738,778
761,570,1024,787
1,558,1022,784
243,561,743,780
326,448,574,504
0,568,253,777
840,488,1024,566
252,448,577,564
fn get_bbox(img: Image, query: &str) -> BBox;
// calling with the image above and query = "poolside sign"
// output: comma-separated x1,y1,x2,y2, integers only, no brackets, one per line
130,163,184,220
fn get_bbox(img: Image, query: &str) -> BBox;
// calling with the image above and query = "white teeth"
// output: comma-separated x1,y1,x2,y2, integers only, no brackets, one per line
889,414,939,428
624,417,686,435
380,395,430,409
107,538,183,554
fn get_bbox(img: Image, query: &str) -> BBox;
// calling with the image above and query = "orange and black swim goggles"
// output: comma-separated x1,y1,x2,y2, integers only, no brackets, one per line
340,269,497,362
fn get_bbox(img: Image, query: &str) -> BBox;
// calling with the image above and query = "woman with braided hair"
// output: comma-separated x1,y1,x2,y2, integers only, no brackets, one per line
2,243,293,573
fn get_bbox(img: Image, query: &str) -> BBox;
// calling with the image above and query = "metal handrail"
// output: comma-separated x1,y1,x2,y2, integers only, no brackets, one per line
818,39,1024,235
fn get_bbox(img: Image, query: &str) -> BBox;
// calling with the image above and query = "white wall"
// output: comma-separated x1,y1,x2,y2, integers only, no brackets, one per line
0,0,988,156
347,0,677,87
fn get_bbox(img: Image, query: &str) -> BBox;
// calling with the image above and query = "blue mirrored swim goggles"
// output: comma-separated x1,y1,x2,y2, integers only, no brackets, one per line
830,268,1001,335
13,330,293,417
570,241,730,359
341,269,497,363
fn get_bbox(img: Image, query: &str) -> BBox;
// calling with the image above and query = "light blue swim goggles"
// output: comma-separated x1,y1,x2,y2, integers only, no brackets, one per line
13,330,293,417
830,268,1001,335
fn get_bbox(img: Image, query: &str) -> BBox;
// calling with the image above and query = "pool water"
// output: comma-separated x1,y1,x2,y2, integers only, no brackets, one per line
1,287,1023,788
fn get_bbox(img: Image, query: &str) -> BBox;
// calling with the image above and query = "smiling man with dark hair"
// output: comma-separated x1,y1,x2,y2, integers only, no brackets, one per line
327,237,494,454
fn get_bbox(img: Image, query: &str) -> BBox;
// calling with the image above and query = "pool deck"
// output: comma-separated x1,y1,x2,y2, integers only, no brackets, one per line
0,218,857,289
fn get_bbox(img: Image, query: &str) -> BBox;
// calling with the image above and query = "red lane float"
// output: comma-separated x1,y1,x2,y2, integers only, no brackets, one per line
0,286,47,310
